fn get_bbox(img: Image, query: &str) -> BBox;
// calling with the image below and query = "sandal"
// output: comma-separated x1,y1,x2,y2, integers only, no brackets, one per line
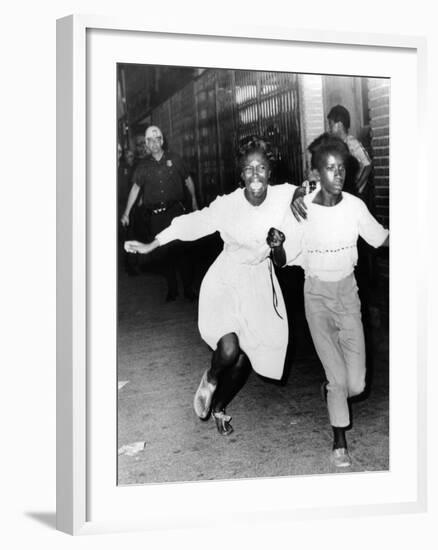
193,369,217,419
212,410,234,436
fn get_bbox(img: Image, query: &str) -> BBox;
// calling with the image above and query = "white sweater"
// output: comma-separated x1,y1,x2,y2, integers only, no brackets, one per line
285,192,389,282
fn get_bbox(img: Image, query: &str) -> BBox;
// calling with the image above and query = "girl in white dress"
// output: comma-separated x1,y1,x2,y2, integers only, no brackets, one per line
125,138,301,435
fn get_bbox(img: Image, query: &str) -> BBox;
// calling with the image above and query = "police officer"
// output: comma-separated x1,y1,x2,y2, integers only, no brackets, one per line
121,125,198,301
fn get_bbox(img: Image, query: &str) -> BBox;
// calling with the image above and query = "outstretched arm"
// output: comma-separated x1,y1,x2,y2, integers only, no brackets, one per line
357,200,389,249
266,227,286,267
125,198,221,254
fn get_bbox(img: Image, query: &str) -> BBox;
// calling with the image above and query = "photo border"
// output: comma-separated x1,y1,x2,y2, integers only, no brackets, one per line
56,15,428,535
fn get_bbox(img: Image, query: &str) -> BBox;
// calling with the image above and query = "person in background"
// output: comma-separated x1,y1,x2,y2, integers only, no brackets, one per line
118,148,138,275
121,136,147,276
124,137,302,436
291,105,373,222
134,133,148,163
118,149,136,215
271,134,389,468
327,104,372,197
121,125,198,301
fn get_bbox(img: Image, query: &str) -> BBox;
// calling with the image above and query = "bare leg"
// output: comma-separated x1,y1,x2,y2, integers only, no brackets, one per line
332,426,347,450
208,333,240,383
211,352,252,436
212,352,251,413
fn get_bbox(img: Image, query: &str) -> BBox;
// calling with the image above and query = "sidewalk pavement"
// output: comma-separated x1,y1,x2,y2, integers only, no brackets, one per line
117,269,389,485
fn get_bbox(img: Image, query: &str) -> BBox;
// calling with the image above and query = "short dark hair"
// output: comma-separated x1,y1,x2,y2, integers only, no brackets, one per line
237,135,275,170
327,105,351,131
308,133,349,171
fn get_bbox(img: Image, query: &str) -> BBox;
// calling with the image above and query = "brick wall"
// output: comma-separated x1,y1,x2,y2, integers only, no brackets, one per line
368,78,390,280
368,79,390,226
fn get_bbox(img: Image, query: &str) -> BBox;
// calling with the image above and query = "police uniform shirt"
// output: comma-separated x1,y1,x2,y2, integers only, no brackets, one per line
133,151,189,207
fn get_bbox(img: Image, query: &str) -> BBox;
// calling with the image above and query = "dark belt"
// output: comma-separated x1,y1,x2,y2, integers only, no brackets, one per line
144,200,182,215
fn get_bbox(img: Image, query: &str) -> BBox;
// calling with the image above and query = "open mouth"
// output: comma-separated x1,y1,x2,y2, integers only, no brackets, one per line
249,180,264,192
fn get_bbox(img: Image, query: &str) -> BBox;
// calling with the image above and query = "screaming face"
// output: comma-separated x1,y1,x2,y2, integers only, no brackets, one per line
241,152,270,204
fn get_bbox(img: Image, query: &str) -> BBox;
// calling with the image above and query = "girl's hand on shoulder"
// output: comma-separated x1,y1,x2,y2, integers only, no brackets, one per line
291,186,308,221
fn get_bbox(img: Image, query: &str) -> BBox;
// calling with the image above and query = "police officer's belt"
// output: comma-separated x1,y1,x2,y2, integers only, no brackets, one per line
145,200,181,215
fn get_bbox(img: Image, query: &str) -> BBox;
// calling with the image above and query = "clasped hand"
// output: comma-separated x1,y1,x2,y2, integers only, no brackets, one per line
266,227,285,248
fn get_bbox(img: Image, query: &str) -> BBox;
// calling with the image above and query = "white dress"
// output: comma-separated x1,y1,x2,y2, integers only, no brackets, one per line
156,183,299,380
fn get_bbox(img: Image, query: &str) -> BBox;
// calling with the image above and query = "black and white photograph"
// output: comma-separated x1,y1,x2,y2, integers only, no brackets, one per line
116,64,390,485
1,0,434,543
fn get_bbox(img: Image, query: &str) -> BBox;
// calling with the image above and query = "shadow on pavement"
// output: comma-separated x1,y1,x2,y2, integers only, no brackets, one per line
25,511,57,530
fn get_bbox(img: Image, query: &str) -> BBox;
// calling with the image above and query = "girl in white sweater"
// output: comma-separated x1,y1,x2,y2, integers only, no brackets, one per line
271,134,389,467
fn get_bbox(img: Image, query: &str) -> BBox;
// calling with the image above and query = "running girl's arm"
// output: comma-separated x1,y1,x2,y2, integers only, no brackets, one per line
124,239,160,255
357,199,389,248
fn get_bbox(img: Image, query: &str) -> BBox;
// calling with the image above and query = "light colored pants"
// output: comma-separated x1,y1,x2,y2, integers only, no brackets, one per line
304,273,366,427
